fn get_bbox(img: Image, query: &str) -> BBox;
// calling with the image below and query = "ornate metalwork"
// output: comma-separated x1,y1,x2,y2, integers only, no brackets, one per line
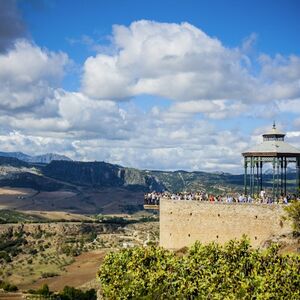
242,124,300,198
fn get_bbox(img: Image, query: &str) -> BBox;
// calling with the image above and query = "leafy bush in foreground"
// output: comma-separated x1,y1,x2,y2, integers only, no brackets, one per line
98,237,300,299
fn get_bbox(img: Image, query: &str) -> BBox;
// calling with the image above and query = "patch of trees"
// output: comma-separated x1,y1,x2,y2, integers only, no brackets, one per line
0,280,18,292
59,234,97,257
40,272,59,278
0,233,27,262
60,243,82,257
27,284,96,300
98,237,300,299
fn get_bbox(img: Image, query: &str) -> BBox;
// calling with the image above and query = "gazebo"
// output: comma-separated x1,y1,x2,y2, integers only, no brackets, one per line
242,123,300,199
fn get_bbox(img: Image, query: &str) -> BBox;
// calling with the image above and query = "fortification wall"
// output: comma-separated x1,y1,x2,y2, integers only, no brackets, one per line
160,199,291,249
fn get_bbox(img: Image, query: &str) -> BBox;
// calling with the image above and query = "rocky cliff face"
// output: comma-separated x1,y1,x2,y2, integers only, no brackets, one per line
43,161,165,192
0,156,165,192
44,161,123,187
121,168,165,191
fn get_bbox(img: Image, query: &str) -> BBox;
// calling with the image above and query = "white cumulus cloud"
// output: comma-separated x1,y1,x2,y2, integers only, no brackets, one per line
81,20,300,104
0,40,69,110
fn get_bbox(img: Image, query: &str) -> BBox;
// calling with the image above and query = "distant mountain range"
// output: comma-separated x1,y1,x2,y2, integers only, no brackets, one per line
0,154,243,194
264,167,296,175
0,155,165,193
0,151,72,164
0,152,298,214
0,151,297,194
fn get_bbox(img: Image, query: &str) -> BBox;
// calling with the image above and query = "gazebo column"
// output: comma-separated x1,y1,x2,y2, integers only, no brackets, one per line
276,157,280,199
251,157,255,197
256,157,260,195
280,157,283,196
249,157,252,196
255,158,258,196
282,157,284,196
260,159,263,192
272,158,276,199
244,157,248,195
297,157,300,196
284,157,287,196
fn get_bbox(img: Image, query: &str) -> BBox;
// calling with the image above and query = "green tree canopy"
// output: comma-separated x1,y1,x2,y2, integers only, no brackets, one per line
98,237,300,299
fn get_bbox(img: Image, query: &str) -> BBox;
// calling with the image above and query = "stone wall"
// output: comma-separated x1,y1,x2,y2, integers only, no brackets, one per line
160,199,291,249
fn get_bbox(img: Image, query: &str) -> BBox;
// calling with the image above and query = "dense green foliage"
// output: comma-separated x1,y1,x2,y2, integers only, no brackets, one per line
0,230,27,263
284,200,300,235
98,238,300,299
27,284,96,300
0,280,18,291
58,286,97,300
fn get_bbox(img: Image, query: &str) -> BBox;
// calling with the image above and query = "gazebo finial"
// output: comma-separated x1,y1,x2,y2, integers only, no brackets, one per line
273,121,276,129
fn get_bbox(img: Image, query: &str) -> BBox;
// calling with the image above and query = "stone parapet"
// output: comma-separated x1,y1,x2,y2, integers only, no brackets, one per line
160,199,291,249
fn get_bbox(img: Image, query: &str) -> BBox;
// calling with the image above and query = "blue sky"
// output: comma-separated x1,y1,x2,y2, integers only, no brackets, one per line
20,0,300,56
0,0,299,173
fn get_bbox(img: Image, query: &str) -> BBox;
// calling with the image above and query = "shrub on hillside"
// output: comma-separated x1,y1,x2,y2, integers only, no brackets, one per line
27,284,51,297
37,284,51,296
98,237,300,299
27,284,96,300
59,286,96,300
284,200,300,235
0,250,11,263
41,272,59,278
0,280,18,292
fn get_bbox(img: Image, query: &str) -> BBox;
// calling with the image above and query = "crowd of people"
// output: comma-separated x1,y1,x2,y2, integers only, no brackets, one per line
144,191,299,206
